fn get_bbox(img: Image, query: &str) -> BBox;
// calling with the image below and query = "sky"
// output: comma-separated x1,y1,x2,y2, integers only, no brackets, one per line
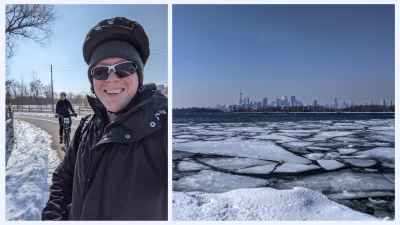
173,4,395,108
6,4,168,96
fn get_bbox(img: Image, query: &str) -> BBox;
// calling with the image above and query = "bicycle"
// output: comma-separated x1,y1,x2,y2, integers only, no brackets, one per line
55,113,77,151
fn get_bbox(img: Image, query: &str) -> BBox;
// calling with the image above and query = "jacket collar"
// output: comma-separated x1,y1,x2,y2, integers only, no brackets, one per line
87,83,165,144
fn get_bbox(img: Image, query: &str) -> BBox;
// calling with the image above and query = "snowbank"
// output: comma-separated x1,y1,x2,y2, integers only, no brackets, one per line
14,112,84,121
5,119,61,221
172,187,383,221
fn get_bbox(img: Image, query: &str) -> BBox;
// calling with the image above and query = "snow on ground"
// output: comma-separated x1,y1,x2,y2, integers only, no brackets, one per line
172,187,381,221
14,112,84,121
5,119,61,221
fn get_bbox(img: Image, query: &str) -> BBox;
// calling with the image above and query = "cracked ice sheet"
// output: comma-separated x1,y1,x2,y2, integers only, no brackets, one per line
282,141,314,149
193,131,235,136
173,140,311,164
274,163,320,173
353,147,395,163
250,134,300,143
317,160,345,171
344,159,377,167
224,127,272,132
278,129,321,133
235,164,277,174
178,161,210,171
334,137,362,142
173,170,269,193
198,158,275,171
172,187,380,221
314,131,357,139
272,169,394,192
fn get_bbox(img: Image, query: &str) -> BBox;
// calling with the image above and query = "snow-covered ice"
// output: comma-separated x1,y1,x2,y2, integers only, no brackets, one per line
173,187,380,221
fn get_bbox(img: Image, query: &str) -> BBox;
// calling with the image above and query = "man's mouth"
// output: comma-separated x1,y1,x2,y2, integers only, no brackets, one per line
105,88,124,95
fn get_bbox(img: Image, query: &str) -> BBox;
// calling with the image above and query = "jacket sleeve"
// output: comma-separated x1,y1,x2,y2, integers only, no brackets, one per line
55,101,59,114
163,113,168,158
41,116,88,220
68,101,76,114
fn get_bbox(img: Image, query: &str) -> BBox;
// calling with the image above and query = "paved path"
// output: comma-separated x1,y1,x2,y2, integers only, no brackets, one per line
14,115,81,161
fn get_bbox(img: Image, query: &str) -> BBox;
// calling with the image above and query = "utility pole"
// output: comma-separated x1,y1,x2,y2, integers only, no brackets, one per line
51,65,54,113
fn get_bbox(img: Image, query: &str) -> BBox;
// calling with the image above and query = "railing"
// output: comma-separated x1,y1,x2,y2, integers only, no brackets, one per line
5,106,14,152
11,105,93,116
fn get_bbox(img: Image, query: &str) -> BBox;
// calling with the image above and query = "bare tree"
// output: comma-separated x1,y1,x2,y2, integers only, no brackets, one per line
29,71,43,105
5,4,61,59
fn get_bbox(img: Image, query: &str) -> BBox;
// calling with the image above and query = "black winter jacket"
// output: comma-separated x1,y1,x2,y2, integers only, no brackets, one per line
56,99,75,117
42,84,168,220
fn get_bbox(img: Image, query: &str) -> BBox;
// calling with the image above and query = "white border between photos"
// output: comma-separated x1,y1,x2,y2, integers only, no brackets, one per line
1,0,398,224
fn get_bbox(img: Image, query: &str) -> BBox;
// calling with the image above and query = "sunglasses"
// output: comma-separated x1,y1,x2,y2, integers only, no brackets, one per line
60,95,66,98
91,61,138,80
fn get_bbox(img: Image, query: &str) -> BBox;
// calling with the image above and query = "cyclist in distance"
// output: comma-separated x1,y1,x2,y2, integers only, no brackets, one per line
56,92,77,144
42,17,168,220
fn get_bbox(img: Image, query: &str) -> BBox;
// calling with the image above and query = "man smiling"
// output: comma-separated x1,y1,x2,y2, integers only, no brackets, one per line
42,17,168,220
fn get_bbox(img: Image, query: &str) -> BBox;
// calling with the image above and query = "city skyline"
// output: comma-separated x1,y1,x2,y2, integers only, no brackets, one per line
179,88,394,111
173,5,395,108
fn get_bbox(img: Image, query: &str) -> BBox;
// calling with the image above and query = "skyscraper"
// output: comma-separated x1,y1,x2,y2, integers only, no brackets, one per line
262,97,268,108
381,99,385,106
291,96,296,107
239,89,243,105
334,98,338,109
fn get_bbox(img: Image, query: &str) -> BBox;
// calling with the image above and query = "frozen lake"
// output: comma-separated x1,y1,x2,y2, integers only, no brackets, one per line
172,114,395,220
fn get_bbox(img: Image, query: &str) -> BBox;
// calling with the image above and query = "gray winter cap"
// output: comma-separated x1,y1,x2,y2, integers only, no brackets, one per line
87,40,144,93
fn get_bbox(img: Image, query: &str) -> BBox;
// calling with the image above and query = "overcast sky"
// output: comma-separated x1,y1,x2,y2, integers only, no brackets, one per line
7,4,168,96
173,4,395,108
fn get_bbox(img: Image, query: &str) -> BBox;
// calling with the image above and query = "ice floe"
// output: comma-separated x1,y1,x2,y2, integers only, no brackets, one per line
353,147,395,163
174,170,269,193
273,170,394,192
343,159,377,167
235,164,277,174
317,160,345,170
178,161,210,171
337,148,359,155
198,157,275,171
274,163,320,173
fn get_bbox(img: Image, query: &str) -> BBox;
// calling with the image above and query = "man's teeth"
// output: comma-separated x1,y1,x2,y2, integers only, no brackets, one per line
107,89,122,94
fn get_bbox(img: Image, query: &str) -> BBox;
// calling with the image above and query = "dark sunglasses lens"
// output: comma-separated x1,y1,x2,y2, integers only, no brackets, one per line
115,63,137,77
91,67,109,80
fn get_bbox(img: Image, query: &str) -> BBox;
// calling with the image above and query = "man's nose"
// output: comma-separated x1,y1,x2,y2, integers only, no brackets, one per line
107,70,120,81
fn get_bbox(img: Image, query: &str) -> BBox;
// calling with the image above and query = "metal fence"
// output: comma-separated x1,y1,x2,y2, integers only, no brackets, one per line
11,105,93,116
6,106,14,152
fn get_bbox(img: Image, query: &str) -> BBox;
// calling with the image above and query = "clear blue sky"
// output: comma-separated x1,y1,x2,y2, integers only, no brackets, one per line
173,4,395,108
7,4,167,96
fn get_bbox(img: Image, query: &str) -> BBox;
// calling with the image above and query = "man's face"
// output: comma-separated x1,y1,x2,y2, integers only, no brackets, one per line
93,57,139,113
61,96,65,100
